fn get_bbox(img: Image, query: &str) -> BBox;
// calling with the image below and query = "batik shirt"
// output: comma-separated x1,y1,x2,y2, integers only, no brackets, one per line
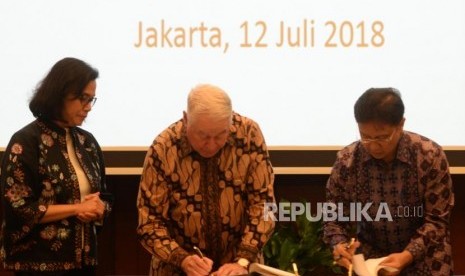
0,119,107,271
324,131,454,275
137,113,275,275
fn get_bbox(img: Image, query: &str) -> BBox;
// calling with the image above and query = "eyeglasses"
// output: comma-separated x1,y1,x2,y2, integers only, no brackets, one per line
359,129,396,144
78,94,97,106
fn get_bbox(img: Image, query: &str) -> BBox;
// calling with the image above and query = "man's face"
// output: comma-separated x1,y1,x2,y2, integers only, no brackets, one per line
185,113,231,158
357,120,404,163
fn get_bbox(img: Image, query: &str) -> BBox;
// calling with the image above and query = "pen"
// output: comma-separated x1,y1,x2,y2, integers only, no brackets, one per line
346,237,355,250
346,238,355,276
193,246,204,259
292,262,299,276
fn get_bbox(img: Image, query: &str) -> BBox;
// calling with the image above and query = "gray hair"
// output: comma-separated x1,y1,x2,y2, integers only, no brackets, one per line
187,84,233,123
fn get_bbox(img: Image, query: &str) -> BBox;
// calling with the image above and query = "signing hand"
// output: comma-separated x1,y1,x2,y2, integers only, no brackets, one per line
332,239,361,270
181,255,213,276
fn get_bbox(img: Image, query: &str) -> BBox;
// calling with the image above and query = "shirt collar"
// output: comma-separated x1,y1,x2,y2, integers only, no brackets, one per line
37,118,74,136
395,132,414,165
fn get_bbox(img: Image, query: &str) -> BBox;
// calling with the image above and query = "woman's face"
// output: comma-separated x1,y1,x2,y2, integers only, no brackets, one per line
59,80,97,127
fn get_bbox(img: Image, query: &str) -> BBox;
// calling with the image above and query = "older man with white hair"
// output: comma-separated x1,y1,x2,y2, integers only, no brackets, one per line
137,84,275,276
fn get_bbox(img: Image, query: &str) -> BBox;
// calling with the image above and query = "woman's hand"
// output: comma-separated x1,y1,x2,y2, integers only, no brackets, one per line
77,192,105,222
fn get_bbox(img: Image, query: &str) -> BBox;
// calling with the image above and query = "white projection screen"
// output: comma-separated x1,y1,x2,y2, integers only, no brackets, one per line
1,0,464,148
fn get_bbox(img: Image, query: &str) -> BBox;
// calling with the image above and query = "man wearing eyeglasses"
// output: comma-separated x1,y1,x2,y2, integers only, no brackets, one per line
137,84,275,276
324,88,454,275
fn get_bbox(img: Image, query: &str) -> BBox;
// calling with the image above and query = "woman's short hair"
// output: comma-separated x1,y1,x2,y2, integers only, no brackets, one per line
187,84,232,123
354,87,404,125
29,57,99,120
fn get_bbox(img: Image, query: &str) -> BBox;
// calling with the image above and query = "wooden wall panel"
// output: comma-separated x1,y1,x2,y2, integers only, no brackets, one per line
0,175,463,275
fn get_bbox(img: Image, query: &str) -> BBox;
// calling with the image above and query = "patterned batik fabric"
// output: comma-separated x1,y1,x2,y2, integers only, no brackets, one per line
324,131,454,275
137,113,275,275
0,119,107,271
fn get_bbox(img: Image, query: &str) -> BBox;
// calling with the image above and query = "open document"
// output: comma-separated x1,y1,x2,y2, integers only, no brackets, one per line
352,254,399,276
248,263,297,276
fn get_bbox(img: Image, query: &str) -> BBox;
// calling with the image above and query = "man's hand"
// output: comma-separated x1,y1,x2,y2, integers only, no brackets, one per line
378,250,413,275
181,255,213,276
211,262,248,276
332,240,361,270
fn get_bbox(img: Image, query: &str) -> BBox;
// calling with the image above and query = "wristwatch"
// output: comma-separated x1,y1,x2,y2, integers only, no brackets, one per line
104,201,112,214
236,258,250,269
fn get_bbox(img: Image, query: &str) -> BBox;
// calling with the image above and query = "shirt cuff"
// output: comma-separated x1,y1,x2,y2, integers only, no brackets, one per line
36,204,48,222
329,235,348,250
170,247,190,268
405,241,424,261
236,244,259,263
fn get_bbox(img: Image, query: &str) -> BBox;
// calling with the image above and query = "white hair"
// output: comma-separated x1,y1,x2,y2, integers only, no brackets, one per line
187,84,232,123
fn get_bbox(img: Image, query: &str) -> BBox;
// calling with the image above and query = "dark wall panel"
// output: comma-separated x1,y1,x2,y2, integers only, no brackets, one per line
0,174,463,275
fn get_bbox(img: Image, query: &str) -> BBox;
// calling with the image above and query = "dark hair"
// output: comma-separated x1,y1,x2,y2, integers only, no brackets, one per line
354,87,404,125
29,57,99,120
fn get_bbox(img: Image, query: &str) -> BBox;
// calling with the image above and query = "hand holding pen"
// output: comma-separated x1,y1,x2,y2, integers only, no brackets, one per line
332,238,360,272
181,246,213,276
346,239,355,276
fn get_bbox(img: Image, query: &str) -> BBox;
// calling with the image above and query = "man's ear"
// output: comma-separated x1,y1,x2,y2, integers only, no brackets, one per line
183,111,188,125
399,117,406,129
